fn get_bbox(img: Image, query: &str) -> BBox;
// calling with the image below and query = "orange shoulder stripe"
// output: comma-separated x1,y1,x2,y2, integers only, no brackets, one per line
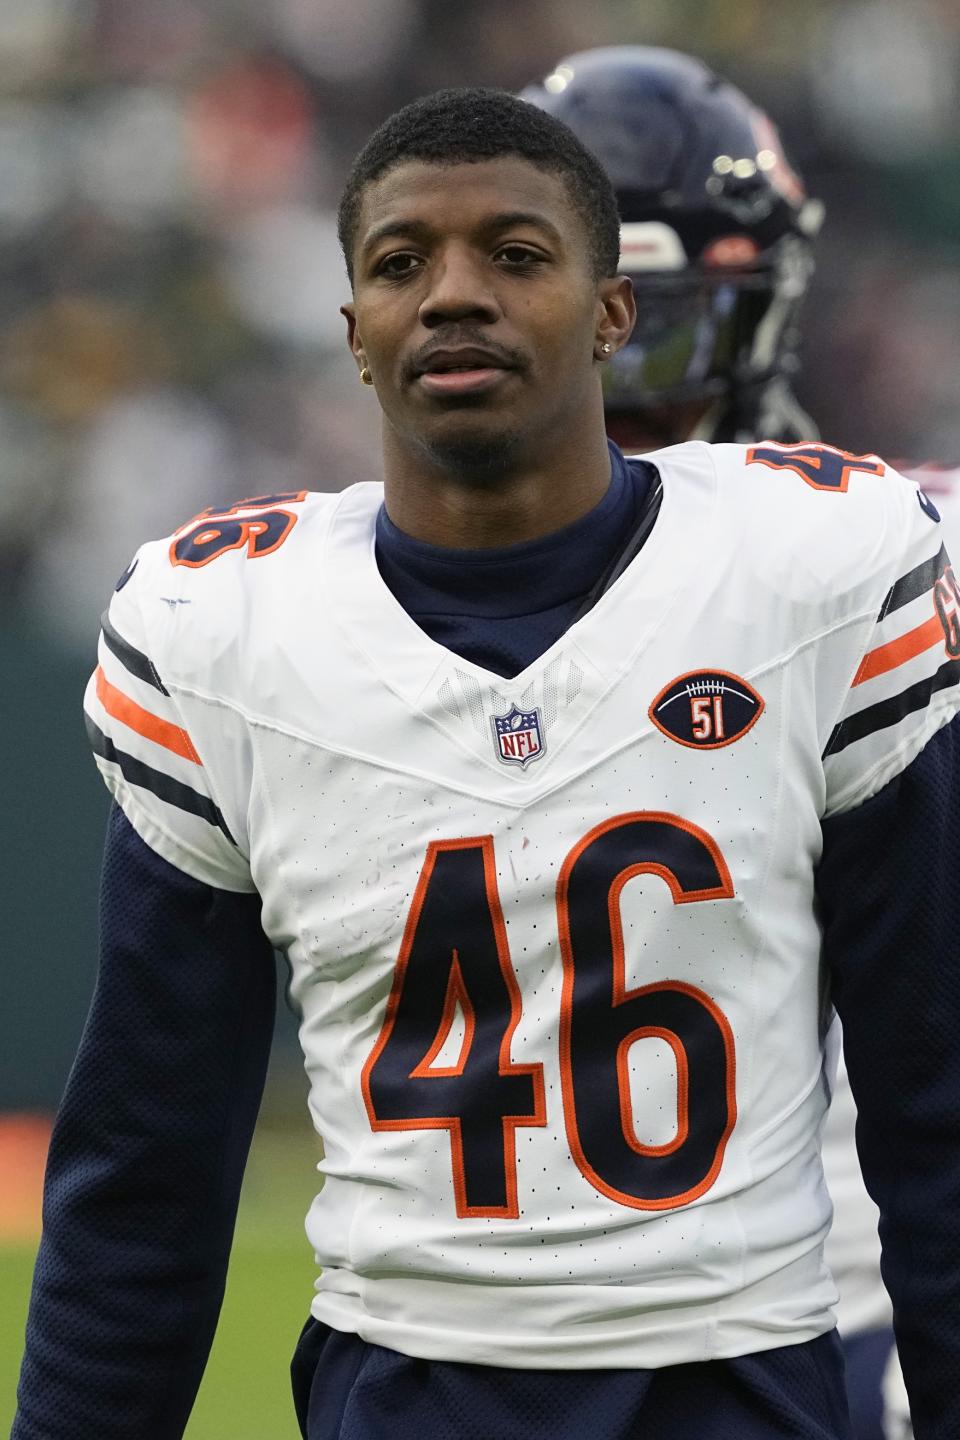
95,666,202,764
853,613,944,687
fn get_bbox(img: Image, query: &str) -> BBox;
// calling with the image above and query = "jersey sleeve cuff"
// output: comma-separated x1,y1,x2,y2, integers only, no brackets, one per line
102,778,258,894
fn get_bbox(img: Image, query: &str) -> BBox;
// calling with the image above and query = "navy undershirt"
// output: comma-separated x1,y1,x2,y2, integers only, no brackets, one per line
374,442,654,678
14,441,960,1438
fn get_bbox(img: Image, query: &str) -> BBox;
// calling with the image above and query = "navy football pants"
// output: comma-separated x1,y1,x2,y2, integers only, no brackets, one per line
291,1320,851,1439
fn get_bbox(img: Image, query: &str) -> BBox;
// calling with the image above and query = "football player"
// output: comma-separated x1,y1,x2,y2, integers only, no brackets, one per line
521,46,909,1440
520,46,822,455
13,88,960,1440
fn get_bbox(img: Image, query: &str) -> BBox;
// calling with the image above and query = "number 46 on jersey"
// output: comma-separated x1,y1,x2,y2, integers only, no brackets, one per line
363,812,737,1219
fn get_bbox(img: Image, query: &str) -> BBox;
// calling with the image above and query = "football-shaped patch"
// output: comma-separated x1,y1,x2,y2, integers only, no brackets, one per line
649,670,764,750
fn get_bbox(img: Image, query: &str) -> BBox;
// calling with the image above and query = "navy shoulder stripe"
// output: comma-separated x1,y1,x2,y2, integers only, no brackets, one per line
100,611,169,695
86,717,235,843
824,657,960,758
879,544,949,620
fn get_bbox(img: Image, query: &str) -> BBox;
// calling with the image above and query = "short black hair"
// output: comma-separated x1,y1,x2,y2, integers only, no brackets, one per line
338,87,621,285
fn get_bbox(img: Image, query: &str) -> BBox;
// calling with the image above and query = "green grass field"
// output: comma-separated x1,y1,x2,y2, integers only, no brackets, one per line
1,1124,322,1438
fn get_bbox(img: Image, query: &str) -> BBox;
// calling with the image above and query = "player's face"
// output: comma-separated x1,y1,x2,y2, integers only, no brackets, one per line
342,158,633,475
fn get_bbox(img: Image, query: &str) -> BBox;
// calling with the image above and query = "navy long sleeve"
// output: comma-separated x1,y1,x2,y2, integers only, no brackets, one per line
13,804,275,1439
818,710,960,1439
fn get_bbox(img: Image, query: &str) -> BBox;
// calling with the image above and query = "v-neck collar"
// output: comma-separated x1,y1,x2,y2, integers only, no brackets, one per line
373,443,640,620
320,442,718,715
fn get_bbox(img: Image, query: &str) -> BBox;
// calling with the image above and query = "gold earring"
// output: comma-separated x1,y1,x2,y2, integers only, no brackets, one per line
359,366,373,386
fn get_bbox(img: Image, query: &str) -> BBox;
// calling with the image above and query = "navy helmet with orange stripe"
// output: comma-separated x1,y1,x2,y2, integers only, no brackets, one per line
521,47,824,447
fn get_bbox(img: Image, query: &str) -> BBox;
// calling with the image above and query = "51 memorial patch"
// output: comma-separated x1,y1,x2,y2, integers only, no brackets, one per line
649,670,764,750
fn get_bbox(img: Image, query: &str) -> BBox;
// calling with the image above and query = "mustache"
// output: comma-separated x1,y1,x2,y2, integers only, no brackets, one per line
402,329,527,385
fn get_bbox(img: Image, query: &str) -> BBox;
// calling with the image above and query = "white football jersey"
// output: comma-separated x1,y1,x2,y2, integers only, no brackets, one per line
84,441,960,1370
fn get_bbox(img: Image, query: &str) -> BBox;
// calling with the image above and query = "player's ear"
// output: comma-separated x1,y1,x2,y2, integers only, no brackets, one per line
341,303,361,360
341,303,372,384
594,276,636,360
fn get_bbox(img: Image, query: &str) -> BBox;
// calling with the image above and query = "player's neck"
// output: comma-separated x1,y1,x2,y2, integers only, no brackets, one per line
380,420,614,551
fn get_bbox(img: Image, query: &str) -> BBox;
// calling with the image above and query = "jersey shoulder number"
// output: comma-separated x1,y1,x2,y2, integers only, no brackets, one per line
169,491,309,568
745,441,885,493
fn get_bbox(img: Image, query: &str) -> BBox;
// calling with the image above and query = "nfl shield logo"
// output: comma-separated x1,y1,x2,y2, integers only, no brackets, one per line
491,704,546,769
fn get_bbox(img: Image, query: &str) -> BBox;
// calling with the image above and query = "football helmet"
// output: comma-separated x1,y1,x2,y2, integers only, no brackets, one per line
522,47,824,442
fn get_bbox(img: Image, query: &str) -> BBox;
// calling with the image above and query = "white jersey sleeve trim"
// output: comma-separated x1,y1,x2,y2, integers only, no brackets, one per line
92,766,257,894
822,488,960,815
83,550,256,893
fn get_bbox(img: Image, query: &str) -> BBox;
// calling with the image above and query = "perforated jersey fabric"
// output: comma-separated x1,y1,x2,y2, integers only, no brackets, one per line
292,1319,850,1440
12,806,276,1439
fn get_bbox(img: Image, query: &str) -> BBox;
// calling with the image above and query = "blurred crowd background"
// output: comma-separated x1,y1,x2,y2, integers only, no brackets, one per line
3,0,960,1144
